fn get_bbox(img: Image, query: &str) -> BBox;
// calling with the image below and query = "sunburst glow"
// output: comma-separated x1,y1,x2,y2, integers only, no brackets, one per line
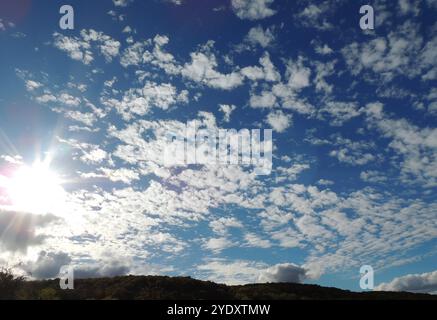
6,160,66,215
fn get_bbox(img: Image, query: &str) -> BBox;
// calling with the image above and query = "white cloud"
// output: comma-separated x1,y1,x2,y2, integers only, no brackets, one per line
80,29,121,62
82,167,140,185
245,25,275,48
231,0,276,21
365,102,437,187
376,270,437,294
122,36,282,92
0,18,15,31
427,88,437,115
266,110,292,133
142,82,188,110
61,110,97,126
53,29,120,64
68,125,100,133
285,57,311,90
53,32,93,64
276,163,310,182
204,237,234,252
317,179,334,186
313,60,335,94
241,52,281,83
259,52,281,82
247,57,313,114
244,233,272,248
398,0,420,16
296,2,334,30
250,91,277,108
197,260,309,285
342,21,436,82
360,170,388,183
304,189,437,276
120,34,180,75
102,81,188,120
181,51,244,90
0,155,23,165
122,26,132,33
58,138,108,164
271,83,314,114
120,40,151,67
113,0,132,7
25,80,42,91
328,136,376,166
210,217,243,235
318,101,362,126
219,104,236,122
197,259,268,285
315,43,333,55
163,0,183,5
36,94,57,104
68,82,87,92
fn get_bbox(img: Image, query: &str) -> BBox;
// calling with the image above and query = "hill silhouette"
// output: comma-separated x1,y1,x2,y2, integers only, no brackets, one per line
1,269,436,300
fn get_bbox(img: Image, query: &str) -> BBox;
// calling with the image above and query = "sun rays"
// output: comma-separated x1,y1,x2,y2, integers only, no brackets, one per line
1,157,66,215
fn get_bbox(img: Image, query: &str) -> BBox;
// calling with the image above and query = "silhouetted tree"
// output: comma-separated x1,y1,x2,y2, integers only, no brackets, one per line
0,268,25,300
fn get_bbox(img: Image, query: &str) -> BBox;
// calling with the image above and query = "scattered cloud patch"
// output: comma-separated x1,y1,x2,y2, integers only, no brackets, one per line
231,0,276,20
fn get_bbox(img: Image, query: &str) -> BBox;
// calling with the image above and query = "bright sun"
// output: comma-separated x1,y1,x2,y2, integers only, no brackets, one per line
6,161,66,215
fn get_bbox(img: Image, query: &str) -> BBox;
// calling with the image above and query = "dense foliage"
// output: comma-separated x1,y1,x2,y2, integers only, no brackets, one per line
0,269,435,300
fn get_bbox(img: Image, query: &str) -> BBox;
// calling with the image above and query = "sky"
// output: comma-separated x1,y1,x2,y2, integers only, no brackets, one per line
0,0,436,293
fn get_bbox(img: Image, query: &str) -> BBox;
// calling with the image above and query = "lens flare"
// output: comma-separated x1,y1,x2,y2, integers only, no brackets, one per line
6,160,66,215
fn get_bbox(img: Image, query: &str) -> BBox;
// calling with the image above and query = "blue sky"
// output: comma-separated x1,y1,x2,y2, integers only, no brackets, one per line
0,0,436,293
